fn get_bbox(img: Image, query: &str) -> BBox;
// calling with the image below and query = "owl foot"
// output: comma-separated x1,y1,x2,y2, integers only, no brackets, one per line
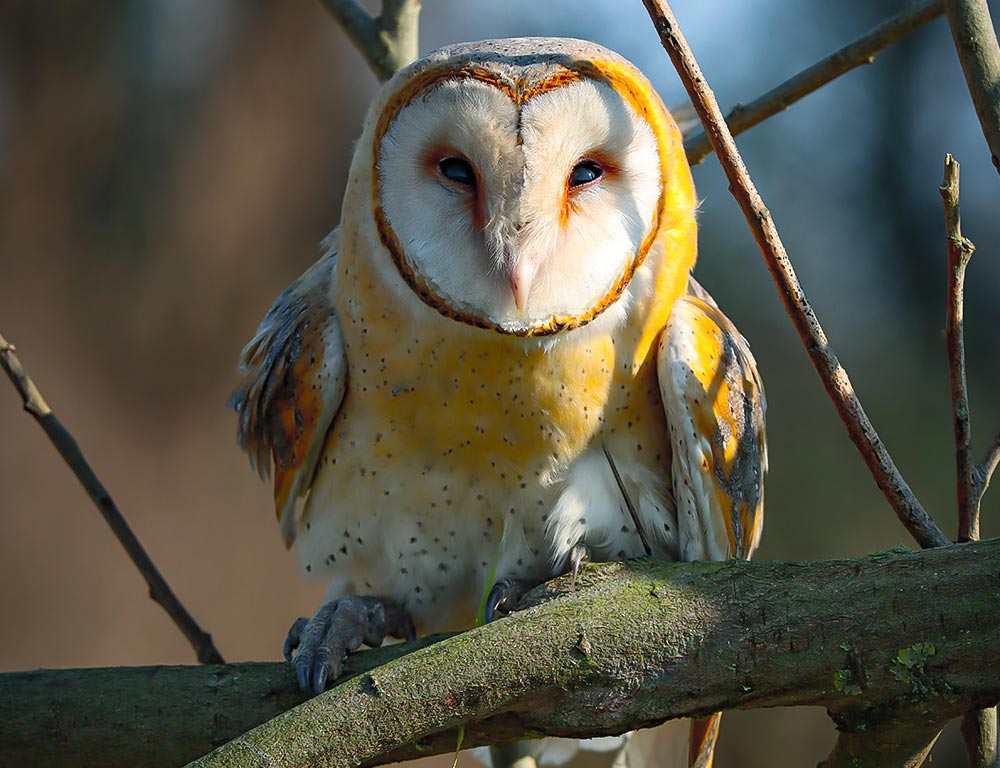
283,595,415,695
568,542,592,589
484,578,541,622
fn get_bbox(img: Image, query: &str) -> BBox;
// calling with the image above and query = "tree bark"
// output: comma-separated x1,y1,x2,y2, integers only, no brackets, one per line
944,0,1000,173
2,541,998,768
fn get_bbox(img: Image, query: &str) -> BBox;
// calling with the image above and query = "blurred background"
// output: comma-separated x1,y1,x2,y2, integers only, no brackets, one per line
0,1,997,765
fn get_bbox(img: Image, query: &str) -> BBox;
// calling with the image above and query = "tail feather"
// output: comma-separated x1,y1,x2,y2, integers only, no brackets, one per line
688,713,722,768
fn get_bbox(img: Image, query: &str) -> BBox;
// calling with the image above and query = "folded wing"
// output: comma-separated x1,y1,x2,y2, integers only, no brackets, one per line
657,283,766,563
229,233,347,547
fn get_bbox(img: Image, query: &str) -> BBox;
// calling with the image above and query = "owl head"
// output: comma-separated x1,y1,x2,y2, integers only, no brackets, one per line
345,37,697,338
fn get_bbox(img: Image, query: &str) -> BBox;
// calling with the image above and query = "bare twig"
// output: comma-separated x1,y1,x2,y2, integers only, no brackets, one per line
939,154,998,768
321,0,421,81
975,433,1000,502
940,159,1000,521
941,154,978,541
944,0,1000,174
0,333,224,665
685,0,945,165
641,1,950,550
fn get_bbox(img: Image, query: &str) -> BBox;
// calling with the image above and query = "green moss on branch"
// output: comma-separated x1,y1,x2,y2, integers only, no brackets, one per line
2,541,998,768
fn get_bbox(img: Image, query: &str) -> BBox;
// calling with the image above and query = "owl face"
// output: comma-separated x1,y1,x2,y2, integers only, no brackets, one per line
364,38,689,337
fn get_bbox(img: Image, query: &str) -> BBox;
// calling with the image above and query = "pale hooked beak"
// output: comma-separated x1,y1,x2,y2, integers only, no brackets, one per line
508,258,538,315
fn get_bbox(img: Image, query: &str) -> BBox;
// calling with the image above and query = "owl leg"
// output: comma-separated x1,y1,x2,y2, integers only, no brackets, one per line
489,741,538,768
485,542,594,622
284,595,415,695
484,578,541,622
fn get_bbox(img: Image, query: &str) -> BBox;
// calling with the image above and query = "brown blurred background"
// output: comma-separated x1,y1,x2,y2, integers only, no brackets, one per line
1,2,997,766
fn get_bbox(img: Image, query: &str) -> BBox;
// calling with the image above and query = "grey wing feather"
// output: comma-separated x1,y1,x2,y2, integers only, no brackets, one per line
228,231,347,546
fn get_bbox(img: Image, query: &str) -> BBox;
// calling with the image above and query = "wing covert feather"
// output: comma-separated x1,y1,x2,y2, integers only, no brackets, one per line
657,288,766,562
229,232,346,547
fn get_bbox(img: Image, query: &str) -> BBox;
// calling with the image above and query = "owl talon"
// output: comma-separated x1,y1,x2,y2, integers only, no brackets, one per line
312,656,330,693
295,658,312,691
284,595,414,695
283,617,309,662
568,542,592,589
485,578,541,622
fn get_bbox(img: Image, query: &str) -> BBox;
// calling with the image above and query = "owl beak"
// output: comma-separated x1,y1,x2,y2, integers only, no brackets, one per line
508,259,537,315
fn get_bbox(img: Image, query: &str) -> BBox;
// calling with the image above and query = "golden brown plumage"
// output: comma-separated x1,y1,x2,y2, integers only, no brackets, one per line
231,37,765,768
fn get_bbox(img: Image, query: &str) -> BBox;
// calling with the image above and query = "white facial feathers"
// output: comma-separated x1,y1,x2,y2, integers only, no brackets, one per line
377,80,519,320
375,76,662,335
519,80,660,323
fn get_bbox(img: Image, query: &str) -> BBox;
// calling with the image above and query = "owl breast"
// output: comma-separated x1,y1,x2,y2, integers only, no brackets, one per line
295,230,677,632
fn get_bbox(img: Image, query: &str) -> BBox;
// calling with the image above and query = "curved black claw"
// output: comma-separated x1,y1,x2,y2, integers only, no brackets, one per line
283,617,309,662
568,542,592,589
485,578,541,623
283,595,415,696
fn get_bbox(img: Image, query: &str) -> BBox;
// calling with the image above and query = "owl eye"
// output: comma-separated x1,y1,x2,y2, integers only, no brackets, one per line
438,157,476,188
568,159,604,189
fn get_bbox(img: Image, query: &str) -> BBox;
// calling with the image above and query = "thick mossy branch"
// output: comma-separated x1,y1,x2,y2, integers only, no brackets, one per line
3,543,997,767
0,634,450,768
195,542,998,768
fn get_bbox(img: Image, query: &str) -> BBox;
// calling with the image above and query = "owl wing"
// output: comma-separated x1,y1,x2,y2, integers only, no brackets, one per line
229,232,346,548
657,280,766,563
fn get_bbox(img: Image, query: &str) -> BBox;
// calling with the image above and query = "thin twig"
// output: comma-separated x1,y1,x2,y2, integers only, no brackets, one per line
685,0,945,165
974,433,1000,503
940,155,978,541
939,156,998,765
641,0,950,550
0,332,224,665
321,0,421,82
944,0,1000,174
940,158,999,521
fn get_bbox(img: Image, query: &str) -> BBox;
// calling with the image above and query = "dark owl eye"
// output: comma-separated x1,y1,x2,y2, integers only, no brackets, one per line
569,159,604,188
438,157,476,188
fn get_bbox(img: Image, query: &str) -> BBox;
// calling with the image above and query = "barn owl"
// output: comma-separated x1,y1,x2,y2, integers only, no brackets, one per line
231,37,765,768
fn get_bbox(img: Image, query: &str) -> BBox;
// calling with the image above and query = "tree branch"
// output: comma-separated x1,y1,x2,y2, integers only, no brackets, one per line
0,634,449,768
974,433,1000,503
961,707,999,768
941,156,999,766
0,333,224,665
321,0,421,81
944,0,1000,174
941,154,978,542
641,1,950,550
2,543,997,767
685,0,946,165
818,721,941,768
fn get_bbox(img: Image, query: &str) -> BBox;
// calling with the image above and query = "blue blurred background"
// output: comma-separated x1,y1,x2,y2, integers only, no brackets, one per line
0,2,997,765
